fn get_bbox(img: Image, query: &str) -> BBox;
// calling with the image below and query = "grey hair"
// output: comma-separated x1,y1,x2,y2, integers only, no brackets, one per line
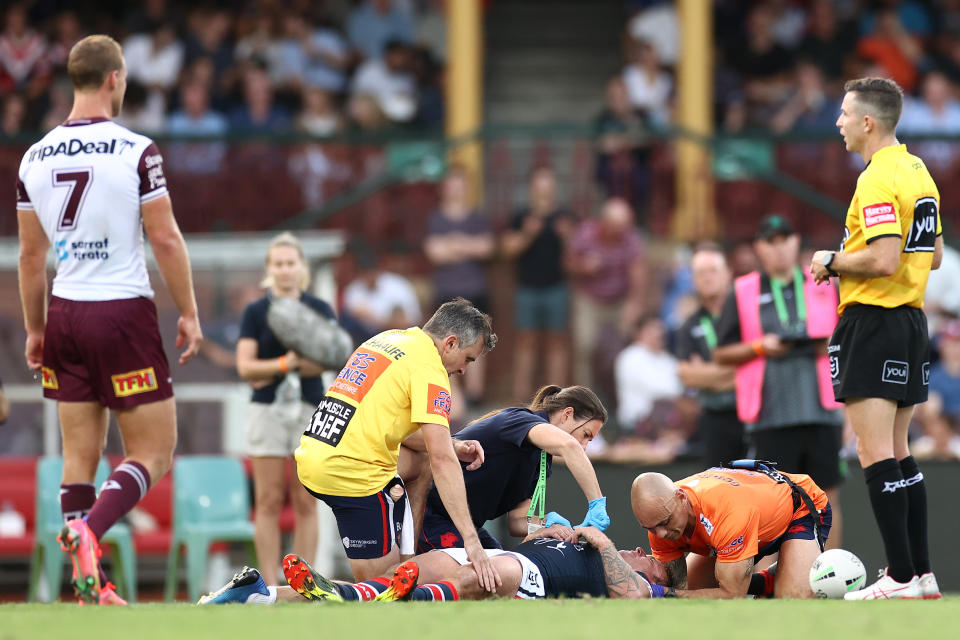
423,297,497,352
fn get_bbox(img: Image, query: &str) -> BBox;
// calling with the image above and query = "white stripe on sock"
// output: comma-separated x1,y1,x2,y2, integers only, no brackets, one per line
115,463,147,497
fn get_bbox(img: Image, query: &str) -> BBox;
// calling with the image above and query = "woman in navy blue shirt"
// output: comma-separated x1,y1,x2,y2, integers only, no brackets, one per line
409,385,609,552
236,232,338,587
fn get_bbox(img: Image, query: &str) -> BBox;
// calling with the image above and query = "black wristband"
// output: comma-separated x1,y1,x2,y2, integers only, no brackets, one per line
665,586,677,598
824,252,839,277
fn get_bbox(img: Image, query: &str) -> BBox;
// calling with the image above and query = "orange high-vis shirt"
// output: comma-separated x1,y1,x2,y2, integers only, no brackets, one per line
649,468,829,564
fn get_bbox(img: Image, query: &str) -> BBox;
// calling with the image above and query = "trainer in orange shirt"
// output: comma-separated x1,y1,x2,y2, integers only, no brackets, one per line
631,467,831,598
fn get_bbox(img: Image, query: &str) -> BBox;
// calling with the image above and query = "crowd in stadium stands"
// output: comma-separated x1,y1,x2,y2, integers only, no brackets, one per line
4,0,960,466
613,0,960,141
0,0,446,139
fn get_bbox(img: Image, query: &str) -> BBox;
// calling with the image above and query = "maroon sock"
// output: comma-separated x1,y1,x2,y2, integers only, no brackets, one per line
85,460,150,541
60,483,96,522
60,482,109,584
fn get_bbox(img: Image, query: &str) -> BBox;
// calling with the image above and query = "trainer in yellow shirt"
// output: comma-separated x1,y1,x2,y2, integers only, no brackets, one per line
810,77,944,600
295,299,502,590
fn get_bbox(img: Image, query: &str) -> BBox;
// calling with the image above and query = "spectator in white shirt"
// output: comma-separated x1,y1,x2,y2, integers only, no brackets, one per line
351,40,417,123
342,250,422,342
621,39,672,126
123,22,184,91
614,314,682,433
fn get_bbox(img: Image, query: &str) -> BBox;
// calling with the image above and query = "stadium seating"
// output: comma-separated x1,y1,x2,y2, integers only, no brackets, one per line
27,457,137,603
163,455,256,602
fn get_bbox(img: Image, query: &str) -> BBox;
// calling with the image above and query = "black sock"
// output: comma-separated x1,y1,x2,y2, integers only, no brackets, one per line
899,456,930,575
864,458,914,583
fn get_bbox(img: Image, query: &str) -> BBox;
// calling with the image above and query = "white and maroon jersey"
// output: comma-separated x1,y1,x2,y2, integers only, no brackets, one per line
16,117,170,301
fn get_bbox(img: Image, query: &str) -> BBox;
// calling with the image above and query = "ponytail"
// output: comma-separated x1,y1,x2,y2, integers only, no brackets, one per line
466,385,608,428
528,385,608,424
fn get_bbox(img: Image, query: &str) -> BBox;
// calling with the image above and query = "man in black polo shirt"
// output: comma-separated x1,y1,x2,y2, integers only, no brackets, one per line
674,243,742,467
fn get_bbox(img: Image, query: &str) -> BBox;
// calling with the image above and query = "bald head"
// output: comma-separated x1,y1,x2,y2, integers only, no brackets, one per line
631,472,690,540
601,197,634,233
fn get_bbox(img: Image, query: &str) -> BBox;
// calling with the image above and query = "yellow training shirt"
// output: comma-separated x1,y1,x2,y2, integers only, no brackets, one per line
295,327,452,497
838,144,941,314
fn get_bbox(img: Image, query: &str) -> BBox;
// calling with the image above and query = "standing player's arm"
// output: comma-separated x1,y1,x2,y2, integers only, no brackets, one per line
811,236,901,283
141,194,203,364
17,209,50,371
421,422,501,591
933,235,944,270
525,424,603,501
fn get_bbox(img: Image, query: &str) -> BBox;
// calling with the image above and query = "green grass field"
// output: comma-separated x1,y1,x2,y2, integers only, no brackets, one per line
3,598,959,640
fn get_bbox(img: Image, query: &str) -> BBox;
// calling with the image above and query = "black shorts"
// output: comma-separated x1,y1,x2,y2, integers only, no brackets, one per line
416,511,502,554
699,409,746,468
750,423,844,490
829,304,930,407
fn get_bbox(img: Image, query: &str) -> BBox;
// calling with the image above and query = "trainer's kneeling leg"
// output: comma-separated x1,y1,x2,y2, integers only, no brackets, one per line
773,537,821,599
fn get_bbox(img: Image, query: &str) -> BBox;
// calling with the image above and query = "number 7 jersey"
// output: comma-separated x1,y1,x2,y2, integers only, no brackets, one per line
16,117,169,301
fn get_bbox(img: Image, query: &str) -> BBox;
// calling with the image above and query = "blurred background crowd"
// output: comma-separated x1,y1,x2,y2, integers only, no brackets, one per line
2,0,960,469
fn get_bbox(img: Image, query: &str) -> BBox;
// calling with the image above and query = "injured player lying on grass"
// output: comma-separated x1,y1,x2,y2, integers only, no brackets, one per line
198,525,671,603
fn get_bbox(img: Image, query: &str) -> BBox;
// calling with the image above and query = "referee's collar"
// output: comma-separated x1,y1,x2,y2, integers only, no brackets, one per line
866,143,907,168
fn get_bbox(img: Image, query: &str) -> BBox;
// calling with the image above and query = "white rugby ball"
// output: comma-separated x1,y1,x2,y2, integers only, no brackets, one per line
809,548,867,598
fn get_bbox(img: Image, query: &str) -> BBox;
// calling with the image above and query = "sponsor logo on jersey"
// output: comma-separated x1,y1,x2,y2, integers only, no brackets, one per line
863,202,897,227
881,360,909,385
699,514,714,536
305,396,356,446
111,367,158,397
427,384,452,420
41,367,59,390
922,361,930,386
717,535,745,557
331,350,390,402
27,138,136,162
440,532,459,548
59,237,110,261
145,155,167,190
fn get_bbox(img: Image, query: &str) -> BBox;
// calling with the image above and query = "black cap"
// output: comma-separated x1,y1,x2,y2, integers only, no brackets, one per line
756,214,795,240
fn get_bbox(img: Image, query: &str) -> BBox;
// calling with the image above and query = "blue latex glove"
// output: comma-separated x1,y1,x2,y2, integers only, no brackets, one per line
577,497,610,531
544,511,571,528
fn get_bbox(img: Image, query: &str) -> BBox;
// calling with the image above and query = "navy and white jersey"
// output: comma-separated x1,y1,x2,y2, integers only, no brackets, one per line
515,537,607,598
17,117,169,301
424,407,552,529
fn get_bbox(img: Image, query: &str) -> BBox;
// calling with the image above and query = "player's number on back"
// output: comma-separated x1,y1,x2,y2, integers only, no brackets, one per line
53,168,92,231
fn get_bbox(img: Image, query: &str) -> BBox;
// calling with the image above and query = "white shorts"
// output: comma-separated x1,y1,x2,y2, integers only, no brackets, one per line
437,548,546,599
245,400,315,457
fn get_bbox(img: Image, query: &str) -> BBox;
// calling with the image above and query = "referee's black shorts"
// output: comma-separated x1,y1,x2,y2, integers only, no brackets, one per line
829,304,930,407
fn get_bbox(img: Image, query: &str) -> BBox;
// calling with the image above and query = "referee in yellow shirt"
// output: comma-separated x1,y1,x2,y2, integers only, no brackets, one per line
810,77,942,600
